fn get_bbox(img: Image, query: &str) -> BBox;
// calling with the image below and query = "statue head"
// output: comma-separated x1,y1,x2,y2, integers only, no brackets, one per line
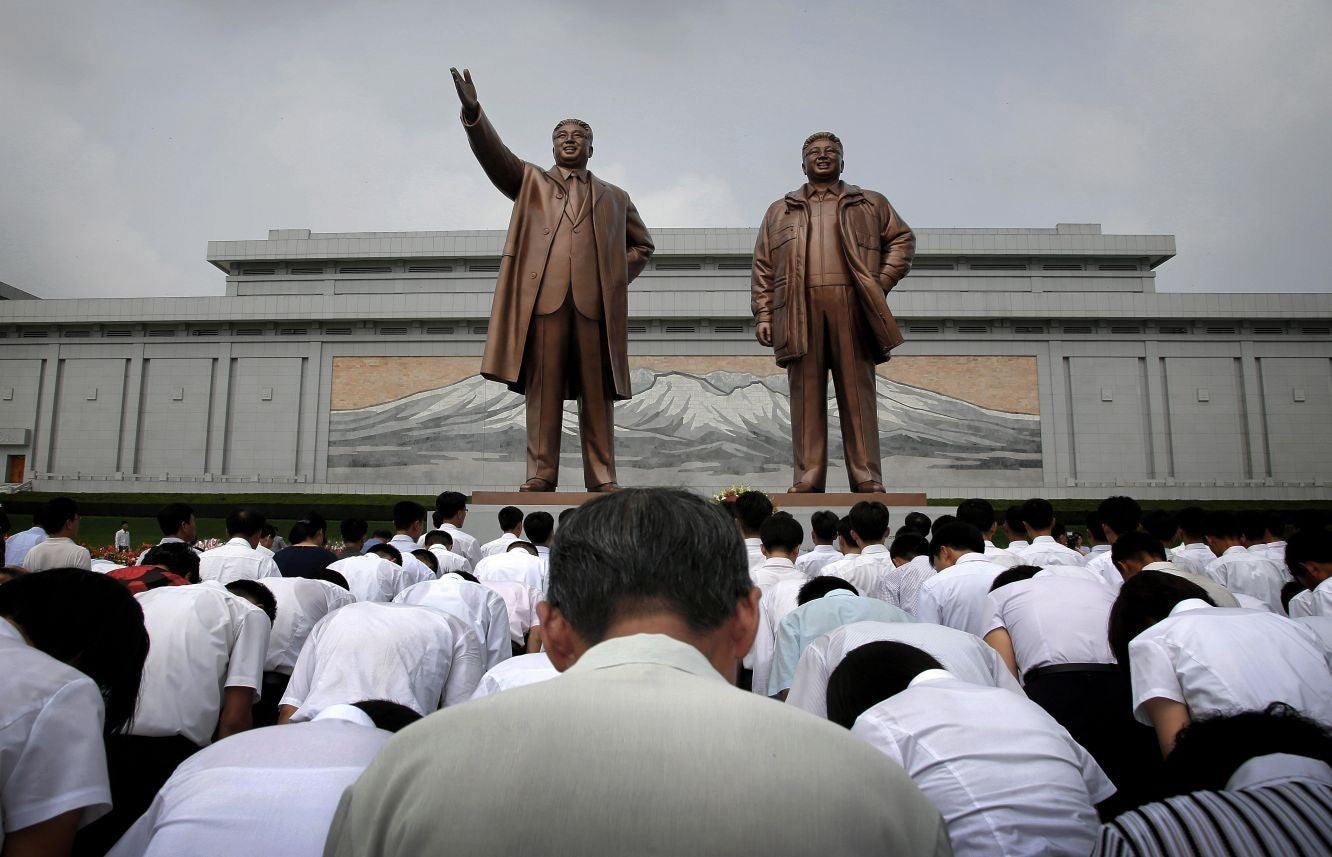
552,119,593,170
801,131,844,182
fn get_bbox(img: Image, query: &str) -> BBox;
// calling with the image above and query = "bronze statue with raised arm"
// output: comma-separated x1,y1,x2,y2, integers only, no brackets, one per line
752,132,915,493
450,68,653,492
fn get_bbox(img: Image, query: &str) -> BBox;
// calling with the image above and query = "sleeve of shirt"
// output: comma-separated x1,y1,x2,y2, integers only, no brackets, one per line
767,614,804,696
914,583,943,626
2,677,111,834
225,607,270,697
525,588,543,629
849,714,907,769
982,594,1005,636
279,621,321,710
1128,635,1185,725
442,627,485,706
485,593,512,668
786,639,830,716
257,556,281,579
104,790,166,857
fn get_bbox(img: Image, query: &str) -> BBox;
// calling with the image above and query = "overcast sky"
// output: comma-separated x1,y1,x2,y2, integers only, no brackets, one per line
2,0,1329,299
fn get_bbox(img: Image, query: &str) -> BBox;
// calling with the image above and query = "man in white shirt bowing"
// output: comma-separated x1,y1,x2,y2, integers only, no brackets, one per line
816,500,896,596
424,491,481,567
751,513,808,587
329,546,409,602
278,600,484,722
955,498,1020,568
106,701,422,857
828,641,1115,857
1201,510,1290,612
255,574,357,725
869,531,936,615
198,509,281,584
1286,528,1332,617
471,651,560,700
395,570,512,670
1167,506,1216,576
423,529,474,575
479,505,524,558
1002,504,1030,553
475,539,546,595
914,521,1008,637
134,502,199,565
325,487,950,857
386,500,436,585
794,510,843,576
1110,531,1240,607
1017,498,1086,567
1084,496,1142,589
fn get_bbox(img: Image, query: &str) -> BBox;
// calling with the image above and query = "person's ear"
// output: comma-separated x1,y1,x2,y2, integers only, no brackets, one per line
539,603,585,672
728,587,762,660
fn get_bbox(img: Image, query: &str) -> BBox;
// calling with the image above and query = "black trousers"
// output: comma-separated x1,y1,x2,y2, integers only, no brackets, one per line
1023,668,1163,815
74,733,201,856
254,671,291,728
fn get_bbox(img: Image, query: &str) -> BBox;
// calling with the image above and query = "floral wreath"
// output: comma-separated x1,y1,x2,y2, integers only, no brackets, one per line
712,485,778,512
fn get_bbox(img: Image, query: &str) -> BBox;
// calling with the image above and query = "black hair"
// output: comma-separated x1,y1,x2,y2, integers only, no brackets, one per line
1176,506,1207,540
411,549,440,574
315,568,351,591
1084,511,1106,543
1203,510,1241,540
1098,495,1142,538
1020,498,1055,531
810,510,839,542
1141,509,1179,545
836,516,855,544
352,699,424,733
260,524,278,540
558,507,577,526
225,580,277,624
888,532,931,562
989,564,1042,592
368,543,402,565
797,575,857,606
37,497,79,534
546,488,753,645
225,509,266,538
1107,570,1215,667
453,569,481,584
903,511,932,538
289,519,319,545
1003,504,1025,536
733,491,774,536
826,641,943,729
143,542,201,583
393,501,427,532
1110,531,1167,568
498,506,525,533
0,510,9,535
435,491,468,519
929,514,957,537
1162,703,1332,795
340,517,368,543
929,522,985,559
157,502,195,537
523,511,554,545
506,541,538,556
1263,511,1286,540
0,568,149,735
849,501,891,542
0,567,25,584
371,529,394,542
423,530,454,549
1239,509,1267,543
759,513,803,553
1281,580,1308,613
954,499,995,534
1285,528,1331,587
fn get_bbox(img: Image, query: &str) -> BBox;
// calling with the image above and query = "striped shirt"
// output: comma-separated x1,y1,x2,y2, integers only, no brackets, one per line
1093,754,1332,856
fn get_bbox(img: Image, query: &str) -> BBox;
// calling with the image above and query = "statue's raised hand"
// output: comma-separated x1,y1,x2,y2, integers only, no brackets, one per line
451,67,480,122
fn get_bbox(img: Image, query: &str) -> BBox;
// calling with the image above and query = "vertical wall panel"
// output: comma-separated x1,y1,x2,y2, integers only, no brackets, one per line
1260,358,1332,481
1067,357,1150,481
1164,357,1246,480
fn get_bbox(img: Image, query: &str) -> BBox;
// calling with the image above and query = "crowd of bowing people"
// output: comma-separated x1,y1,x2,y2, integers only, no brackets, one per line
1,487,1331,856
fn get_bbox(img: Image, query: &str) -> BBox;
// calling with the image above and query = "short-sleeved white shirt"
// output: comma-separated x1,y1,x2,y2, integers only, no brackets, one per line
479,578,544,645
480,532,520,559
394,575,512,670
1293,576,1332,618
984,572,1117,674
1168,543,1217,577
1294,615,1332,654
387,535,434,585
768,591,914,695
475,550,546,596
104,708,391,857
328,554,408,603
787,620,1025,718
198,538,281,584
915,553,1009,637
982,541,1021,569
423,524,480,568
1128,599,1332,726
131,582,271,746
260,577,356,674
1203,546,1290,613
816,544,896,597
0,620,111,843
852,672,1114,857
470,652,561,700
1018,535,1086,568
281,602,484,720
743,538,766,571
751,557,806,588
1084,547,1123,589
3,526,47,567
743,578,806,693
795,544,843,577
426,545,473,576
21,537,92,572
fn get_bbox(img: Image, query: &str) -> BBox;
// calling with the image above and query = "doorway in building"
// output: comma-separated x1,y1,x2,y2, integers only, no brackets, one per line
5,455,25,483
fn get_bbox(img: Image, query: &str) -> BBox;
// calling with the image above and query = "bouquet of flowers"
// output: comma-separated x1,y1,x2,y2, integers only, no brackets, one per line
91,544,144,566
712,486,777,512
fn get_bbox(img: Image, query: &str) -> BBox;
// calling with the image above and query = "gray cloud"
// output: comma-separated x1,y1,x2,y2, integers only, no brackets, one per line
1,0,1328,298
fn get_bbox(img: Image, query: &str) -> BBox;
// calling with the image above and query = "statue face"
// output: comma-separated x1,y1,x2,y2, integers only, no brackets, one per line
802,138,843,182
552,122,592,169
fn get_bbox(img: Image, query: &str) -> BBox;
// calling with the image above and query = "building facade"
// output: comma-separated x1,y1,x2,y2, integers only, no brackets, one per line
1,223,1329,499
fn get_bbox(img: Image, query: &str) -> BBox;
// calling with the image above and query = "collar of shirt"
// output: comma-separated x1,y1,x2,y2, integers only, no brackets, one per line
860,544,889,556
569,633,723,683
907,668,956,688
41,536,74,545
811,544,838,554
224,537,252,549
802,181,845,201
1032,535,1057,544
1228,753,1332,791
314,704,378,728
1182,543,1208,551
558,166,589,183
824,589,858,601
389,534,417,548
744,537,762,548
761,557,796,570
1143,561,1179,573
536,545,551,557
22,526,44,537
1223,545,1248,557
952,552,992,567
1008,540,1030,550
1090,544,1111,554
1170,598,1214,617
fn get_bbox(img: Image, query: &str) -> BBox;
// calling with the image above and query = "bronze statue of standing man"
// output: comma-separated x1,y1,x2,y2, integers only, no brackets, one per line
752,132,915,493
451,68,653,492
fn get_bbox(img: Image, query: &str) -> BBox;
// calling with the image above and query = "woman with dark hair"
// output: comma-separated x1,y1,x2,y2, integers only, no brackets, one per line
1109,570,1332,758
0,568,149,856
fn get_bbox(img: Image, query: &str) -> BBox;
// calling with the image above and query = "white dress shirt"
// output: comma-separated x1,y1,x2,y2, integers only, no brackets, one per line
114,529,131,550
751,556,806,587
387,535,434,585
1007,539,1030,553
21,536,92,572
795,544,843,577
768,590,914,695
394,575,512,670
852,671,1114,857
1084,546,1123,589
428,523,481,567
984,572,1117,674
281,602,483,720
1204,545,1290,612
470,652,561,700
869,555,935,615
1128,599,1332,727
328,554,408,603
135,536,199,566
4,526,47,566
475,550,546,595
261,577,357,674
982,541,1022,569
1168,542,1217,577
131,582,271,746
915,552,1009,637
1294,615,1332,652
744,537,766,570
787,620,1025,718
105,708,392,857
198,537,281,584
1303,577,1332,617
479,578,544,645
1018,535,1087,568
427,545,473,576
480,532,520,559
0,620,110,843
255,543,274,558
816,543,895,597
1288,588,1315,618
745,578,807,692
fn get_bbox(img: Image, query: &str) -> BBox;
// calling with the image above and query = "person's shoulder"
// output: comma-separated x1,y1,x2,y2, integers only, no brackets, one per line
3,635,99,706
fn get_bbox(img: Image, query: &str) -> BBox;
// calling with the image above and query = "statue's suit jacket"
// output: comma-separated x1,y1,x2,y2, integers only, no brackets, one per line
462,109,654,401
